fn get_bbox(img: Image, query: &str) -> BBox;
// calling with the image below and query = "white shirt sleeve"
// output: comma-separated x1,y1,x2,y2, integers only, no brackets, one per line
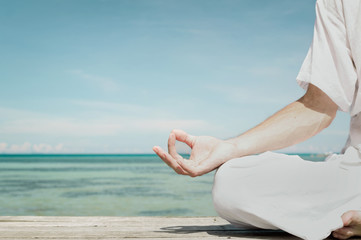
296,0,358,113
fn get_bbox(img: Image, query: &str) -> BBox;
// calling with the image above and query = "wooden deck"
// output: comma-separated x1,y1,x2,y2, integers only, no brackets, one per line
0,216,305,239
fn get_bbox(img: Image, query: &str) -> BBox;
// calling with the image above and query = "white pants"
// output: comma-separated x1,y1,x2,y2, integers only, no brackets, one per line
212,148,361,240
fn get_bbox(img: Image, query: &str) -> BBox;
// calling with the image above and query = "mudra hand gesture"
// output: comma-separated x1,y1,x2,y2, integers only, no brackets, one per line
153,129,238,177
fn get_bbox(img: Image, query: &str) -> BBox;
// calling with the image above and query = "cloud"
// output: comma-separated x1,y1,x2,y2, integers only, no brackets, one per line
0,105,221,153
0,142,64,153
0,106,212,137
206,84,284,105
0,143,8,152
72,99,149,114
8,142,32,153
1,117,210,136
0,107,45,120
70,69,120,92
33,143,64,153
0,118,124,136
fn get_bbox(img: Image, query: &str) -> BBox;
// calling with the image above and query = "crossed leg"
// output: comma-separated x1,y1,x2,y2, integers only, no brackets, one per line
212,151,361,239
333,211,361,239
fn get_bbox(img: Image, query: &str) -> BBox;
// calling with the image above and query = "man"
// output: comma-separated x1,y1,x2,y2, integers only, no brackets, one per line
153,0,361,239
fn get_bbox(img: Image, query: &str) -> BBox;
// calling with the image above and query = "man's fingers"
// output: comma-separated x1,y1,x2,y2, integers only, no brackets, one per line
341,211,354,226
153,146,188,175
176,159,204,177
168,133,183,160
172,129,195,148
177,157,217,177
333,227,354,239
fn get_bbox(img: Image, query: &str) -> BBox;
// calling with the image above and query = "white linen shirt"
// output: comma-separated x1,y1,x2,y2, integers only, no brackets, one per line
296,0,361,152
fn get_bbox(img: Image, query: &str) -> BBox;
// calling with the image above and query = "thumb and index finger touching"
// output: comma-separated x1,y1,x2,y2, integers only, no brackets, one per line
164,129,208,177
153,129,196,175
154,130,221,177
167,130,221,176
153,129,195,151
171,129,195,148
154,129,195,157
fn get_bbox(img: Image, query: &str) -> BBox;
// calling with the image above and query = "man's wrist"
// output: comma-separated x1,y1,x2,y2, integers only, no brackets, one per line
225,137,250,158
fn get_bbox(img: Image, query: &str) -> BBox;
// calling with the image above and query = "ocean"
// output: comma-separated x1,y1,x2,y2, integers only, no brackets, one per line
0,153,326,216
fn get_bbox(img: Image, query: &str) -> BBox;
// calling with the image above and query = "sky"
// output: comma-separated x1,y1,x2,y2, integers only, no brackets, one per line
0,0,350,154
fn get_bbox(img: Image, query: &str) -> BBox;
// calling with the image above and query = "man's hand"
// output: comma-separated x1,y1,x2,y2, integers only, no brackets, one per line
153,85,337,177
153,129,238,177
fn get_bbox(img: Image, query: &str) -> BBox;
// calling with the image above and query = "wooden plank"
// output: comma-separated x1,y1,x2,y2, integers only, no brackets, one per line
0,216,303,239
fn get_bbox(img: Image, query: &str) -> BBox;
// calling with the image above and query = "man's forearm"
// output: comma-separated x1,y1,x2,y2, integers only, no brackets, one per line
228,86,338,157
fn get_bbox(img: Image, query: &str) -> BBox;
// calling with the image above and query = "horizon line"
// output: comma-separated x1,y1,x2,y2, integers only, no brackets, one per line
0,152,334,156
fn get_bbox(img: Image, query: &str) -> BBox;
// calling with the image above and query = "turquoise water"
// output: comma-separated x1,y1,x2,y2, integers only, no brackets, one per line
0,153,326,216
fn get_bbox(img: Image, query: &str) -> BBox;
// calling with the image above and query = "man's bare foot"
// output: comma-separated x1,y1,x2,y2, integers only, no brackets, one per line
333,210,361,239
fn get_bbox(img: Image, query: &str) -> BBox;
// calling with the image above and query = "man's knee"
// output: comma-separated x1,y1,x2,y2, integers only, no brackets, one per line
212,154,276,219
212,158,251,217
212,155,280,230
212,160,237,221
212,154,269,206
